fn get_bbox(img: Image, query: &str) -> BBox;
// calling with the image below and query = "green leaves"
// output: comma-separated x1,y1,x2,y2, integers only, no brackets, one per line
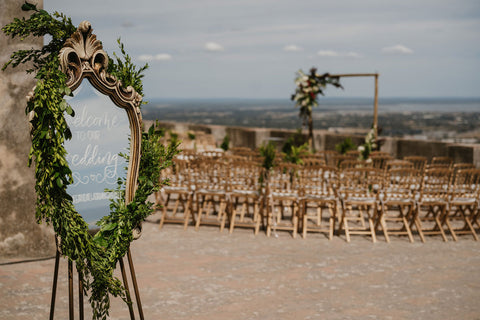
21,1,38,11
108,38,148,99
65,105,74,116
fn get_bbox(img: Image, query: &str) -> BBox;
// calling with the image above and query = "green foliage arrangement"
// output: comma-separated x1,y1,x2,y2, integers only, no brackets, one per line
2,3,179,319
220,134,230,151
259,141,276,170
281,129,309,164
187,131,196,140
281,128,307,155
335,137,357,155
282,143,309,165
291,67,342,150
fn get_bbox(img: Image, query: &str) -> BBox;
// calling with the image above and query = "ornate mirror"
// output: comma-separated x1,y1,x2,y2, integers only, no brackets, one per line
59,21,142,230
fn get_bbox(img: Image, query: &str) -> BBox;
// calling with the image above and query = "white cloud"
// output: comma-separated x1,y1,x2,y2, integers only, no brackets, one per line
283,44,303,52
138,53,172,62
381,44,414,55
155,54,173,61
317,50,340,57
204,42,225,52
345,51,361,58
317,50,361,58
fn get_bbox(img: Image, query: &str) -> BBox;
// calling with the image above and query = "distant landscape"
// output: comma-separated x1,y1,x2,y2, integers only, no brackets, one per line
143,97,480,143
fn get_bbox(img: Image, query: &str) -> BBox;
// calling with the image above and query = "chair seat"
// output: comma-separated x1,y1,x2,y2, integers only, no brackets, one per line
382,198,415,205
270,191,298,199
196,189,226,195
449,197,477,205
230,189,261,197
163,186,190,193
303,194,336,202
345,196,377,204
418,198,447,205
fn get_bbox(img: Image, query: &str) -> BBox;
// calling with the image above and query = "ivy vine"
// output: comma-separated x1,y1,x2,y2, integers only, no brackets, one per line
2,3,179,319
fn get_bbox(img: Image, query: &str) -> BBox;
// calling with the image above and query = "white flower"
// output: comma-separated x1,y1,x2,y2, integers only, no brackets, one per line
358,146,365,152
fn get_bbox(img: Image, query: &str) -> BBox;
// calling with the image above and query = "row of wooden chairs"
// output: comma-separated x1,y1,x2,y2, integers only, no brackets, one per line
195,147,463,172
155,157,480,242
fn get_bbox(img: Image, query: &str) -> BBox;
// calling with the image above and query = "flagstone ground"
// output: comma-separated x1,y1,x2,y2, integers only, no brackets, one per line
1,211,480,320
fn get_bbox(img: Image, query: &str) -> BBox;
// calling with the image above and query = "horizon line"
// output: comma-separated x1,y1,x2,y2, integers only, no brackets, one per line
145,96,480,101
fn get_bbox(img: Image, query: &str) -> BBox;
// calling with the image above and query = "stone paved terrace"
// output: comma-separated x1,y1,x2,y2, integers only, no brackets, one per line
1,211,480,320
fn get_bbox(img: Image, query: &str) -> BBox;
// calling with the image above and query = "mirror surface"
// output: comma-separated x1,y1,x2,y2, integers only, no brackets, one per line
64,81,129,228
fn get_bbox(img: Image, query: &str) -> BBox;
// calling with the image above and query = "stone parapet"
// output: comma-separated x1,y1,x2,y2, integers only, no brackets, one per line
149,120,480,166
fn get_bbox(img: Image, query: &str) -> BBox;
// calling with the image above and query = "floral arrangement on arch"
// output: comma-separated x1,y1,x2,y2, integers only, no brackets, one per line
291,68,342,110
291,67,342,149
292,68,321,109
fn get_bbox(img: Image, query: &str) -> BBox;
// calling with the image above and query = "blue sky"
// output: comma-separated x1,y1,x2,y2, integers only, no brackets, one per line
46,0,480,99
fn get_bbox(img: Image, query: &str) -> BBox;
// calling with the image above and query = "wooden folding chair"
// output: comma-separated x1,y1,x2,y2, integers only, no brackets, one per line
301,157,326,167
431,156,453,168
266,164,301,238
426,163,452,170
338,167,385,242
444,168,480,241
370,151,391,157
324,150,339,167
379,168,422,242
299,165,338,239
385,159,414,172
452,163,475,176
413,167,452,242
156,158,194,230
404,156,427,173
346,150,360,159
370,154,393,170
332,154,352,169
226,161,264,235
193,159,229,231
339,159,365,170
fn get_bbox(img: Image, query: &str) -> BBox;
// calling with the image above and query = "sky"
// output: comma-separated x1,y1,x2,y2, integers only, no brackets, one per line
45,0,480,99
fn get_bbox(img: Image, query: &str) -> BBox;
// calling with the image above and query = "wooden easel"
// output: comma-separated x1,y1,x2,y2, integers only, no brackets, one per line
49,242,144,320
46,20,146,320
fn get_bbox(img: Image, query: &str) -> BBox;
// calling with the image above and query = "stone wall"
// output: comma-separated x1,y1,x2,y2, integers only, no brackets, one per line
0,0,56,259
149,120,480,167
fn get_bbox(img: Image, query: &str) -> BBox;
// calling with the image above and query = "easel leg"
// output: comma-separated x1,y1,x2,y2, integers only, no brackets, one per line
119,257,136,319
128,248,145,320
78,270,84,320
49,249,60,320
68,260,74,320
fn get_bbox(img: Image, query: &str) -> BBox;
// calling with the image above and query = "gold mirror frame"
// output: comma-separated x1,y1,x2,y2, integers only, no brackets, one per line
59,21,143,235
